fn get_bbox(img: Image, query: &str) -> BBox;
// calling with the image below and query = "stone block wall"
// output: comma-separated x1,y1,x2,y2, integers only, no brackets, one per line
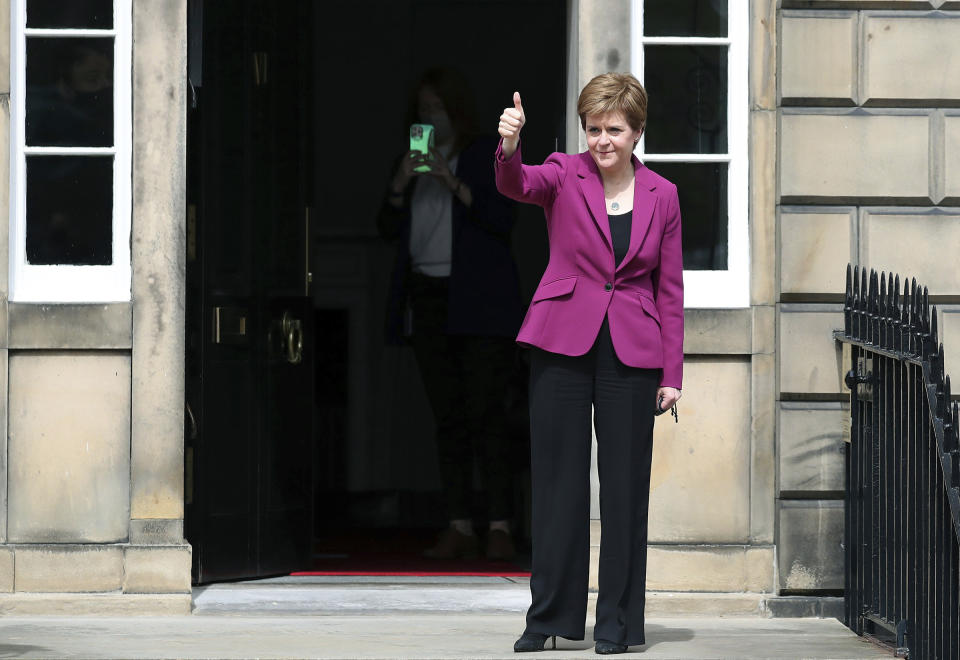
776,0,960,593
0,0,192,613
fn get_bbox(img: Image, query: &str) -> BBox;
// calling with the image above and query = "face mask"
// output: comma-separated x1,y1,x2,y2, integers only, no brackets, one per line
423,110,453,143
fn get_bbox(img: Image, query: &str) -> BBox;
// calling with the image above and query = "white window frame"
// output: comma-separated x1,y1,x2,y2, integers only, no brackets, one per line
9,0,131,303
631,1,749,308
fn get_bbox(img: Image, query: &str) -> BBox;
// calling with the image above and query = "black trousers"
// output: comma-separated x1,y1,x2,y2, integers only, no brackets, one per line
525,318,659,646
406,271,515,521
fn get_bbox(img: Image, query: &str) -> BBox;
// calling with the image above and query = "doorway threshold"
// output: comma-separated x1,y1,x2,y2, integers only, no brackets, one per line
191,574,532,616
238,574,529,585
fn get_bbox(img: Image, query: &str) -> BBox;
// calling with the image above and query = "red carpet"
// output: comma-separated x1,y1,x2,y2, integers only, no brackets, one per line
289,529,531,577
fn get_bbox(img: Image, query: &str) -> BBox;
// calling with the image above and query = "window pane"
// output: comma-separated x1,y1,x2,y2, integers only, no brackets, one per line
644,45,727,154
26,0,112,29
648,162,727,270
26,156,113,265
644,0,727,37
25,37,113,147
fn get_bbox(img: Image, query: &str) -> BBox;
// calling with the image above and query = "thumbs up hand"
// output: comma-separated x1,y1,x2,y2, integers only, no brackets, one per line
498,91,526,158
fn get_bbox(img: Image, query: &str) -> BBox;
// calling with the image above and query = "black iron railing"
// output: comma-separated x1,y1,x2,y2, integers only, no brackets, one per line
837,264,960,658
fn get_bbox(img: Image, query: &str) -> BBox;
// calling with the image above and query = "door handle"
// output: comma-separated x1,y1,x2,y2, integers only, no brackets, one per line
212,306,247,344
185,401,198,440
281,310,303,365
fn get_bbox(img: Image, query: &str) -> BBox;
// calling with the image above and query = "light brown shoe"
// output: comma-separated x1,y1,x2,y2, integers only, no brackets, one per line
423,527,479,559
485,528,516,561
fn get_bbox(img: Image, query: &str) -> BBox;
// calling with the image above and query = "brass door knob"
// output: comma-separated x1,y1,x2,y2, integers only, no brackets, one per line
281,310,303,365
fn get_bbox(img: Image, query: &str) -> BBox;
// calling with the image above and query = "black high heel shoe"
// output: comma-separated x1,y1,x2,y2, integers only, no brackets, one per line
594,639,628,654
514,632,557,652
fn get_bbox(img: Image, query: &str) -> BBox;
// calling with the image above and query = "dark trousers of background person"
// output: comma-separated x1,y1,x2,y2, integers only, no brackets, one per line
406,271,515,522
524,317,659,647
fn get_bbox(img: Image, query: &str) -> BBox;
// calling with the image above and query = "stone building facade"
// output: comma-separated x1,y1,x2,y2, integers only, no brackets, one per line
0,0,956,614
776,0,960,596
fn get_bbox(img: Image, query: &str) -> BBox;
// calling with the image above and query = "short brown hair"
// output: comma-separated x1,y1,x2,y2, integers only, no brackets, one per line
577,72,648,132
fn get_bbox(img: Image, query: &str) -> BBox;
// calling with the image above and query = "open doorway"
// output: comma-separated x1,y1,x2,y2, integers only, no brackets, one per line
185,0,568,584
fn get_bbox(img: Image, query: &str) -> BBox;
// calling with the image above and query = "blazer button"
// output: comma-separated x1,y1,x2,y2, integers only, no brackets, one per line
604,282,613,291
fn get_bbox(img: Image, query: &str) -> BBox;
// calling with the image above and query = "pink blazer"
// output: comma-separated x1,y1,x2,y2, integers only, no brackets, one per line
494,140,684,389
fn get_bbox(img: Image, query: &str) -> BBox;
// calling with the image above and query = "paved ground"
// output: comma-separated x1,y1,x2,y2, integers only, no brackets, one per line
0,614,894,659
0,576,895,659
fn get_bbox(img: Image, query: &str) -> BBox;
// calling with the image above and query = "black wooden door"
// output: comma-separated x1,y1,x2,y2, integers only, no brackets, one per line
185,0,314,584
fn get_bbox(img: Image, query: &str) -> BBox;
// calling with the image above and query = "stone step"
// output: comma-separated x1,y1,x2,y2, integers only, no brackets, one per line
191,576,843,619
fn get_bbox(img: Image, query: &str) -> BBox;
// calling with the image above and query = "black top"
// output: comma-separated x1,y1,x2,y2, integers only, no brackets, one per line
608,210,632,267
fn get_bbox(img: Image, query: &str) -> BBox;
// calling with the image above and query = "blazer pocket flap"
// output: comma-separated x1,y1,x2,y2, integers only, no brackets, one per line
638,294,662,327
532,276,577,302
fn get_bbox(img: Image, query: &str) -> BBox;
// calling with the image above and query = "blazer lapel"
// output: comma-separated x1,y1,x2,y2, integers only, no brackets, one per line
616,156,658,273
576,155,613,254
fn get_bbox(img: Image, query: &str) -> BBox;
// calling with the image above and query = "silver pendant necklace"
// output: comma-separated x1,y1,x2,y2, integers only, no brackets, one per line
610,201,620,212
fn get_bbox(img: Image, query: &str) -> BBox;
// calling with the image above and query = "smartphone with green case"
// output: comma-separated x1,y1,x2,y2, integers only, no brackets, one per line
409,123,435,173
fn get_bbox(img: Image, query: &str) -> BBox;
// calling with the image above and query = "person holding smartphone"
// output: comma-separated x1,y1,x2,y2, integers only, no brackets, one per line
377,67,523,562
495,73,684,654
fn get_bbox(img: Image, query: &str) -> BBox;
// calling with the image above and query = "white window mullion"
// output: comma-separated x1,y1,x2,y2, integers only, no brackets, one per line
24,28,117,37
641,154,731,163
639,36,731,46
24,147,117,155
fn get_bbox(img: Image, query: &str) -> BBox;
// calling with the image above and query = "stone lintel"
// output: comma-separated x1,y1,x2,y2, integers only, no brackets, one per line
683,308,752,355
7,303,132,349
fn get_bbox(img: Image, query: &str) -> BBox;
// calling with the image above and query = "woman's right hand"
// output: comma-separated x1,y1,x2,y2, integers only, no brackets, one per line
498,91,525,158
391,150,422,194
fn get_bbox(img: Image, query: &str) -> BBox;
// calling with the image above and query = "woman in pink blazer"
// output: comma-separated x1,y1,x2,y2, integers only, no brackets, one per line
496,73,683,654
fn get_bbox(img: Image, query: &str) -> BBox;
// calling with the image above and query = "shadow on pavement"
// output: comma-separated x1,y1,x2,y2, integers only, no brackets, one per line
0,644,57,658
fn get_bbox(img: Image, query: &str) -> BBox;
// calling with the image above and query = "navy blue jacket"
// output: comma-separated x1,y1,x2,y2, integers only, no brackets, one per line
377,136,523,344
